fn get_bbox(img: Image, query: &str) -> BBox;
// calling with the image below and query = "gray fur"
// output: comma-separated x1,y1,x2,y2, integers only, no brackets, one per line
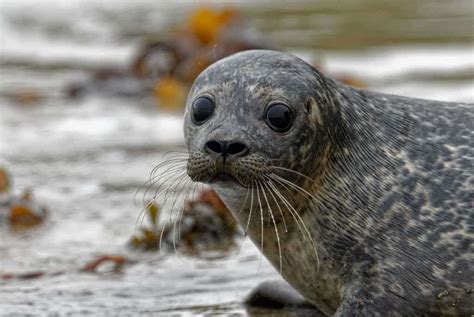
183,50,473,316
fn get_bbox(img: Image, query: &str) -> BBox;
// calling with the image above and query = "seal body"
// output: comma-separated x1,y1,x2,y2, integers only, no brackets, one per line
183,50,473,316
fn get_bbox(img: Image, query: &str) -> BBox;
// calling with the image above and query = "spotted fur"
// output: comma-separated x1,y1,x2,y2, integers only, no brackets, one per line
184,50,473,316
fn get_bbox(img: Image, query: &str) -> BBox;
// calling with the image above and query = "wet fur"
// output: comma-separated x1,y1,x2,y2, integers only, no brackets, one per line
183,50,473,316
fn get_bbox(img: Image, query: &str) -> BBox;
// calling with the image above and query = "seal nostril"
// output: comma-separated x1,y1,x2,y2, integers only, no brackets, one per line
206,140,248,157
206,140,223,153
228,142,248,156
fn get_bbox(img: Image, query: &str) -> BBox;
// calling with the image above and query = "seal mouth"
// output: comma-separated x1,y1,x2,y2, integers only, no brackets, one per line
208,172,242,186
186,151,271,188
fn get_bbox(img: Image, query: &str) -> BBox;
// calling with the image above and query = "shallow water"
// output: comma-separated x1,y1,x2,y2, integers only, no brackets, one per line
0,0,473,316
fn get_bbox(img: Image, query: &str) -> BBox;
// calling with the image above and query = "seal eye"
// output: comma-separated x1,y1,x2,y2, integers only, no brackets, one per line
265,104,293,132
192,97,215,125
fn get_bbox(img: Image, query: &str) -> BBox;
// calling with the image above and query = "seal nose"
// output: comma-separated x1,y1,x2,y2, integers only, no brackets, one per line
205,140,249,157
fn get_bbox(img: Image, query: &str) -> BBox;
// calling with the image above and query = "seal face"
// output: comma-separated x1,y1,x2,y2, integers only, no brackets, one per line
184,50,473,316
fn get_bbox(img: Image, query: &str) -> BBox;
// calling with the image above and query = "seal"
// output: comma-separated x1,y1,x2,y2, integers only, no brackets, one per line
183,50,473,316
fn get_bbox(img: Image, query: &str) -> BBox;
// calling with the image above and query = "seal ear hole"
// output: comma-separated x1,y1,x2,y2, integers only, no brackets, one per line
305,98,312,114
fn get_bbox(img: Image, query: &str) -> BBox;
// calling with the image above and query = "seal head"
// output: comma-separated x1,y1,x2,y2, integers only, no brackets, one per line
184,50,335,190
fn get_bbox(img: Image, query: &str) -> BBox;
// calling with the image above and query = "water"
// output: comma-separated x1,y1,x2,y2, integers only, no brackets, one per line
0,0,473,315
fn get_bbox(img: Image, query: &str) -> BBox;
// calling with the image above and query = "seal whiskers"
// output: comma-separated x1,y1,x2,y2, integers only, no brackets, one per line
158,177,201,253
244,183,255,237
265,178,321,272
255,180,265,270
135,155,188,210
262,181,288,233
171,178,193,253
136,167,187,232
174,177,198,243
236,184,255,256
259,180,283,274
266,180,305,238
157,172,189,235
269,165,316,183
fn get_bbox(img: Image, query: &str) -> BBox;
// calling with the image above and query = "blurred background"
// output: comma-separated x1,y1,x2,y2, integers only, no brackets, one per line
0,0,473,315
